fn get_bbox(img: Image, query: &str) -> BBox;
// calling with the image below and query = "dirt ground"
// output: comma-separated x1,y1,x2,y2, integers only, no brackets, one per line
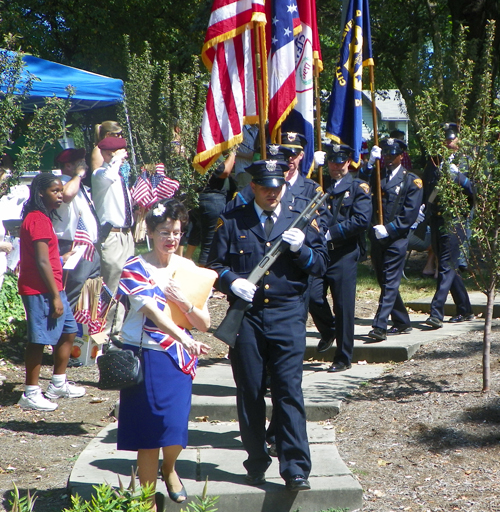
1,261,500,511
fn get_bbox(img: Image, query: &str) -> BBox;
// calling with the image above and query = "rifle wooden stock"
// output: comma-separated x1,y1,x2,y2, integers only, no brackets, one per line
214,191,328,347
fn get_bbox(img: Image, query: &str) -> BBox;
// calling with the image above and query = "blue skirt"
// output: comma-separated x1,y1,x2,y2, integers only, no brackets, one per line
117,345,193,451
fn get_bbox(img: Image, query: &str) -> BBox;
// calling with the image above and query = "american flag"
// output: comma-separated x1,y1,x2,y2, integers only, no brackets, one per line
73,283,114,334
130,170,155,208
118,256,197,378
74,216,95,261
266,0,301,143
153,163,180,200
193,0,266,174
282,0,322,176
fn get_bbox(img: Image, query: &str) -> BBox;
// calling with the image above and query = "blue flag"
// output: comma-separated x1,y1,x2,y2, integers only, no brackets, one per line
326,0,373,165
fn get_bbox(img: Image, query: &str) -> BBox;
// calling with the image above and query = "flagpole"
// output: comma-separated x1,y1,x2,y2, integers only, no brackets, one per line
314,57,323,188
369,65,383,224
254,21,267,159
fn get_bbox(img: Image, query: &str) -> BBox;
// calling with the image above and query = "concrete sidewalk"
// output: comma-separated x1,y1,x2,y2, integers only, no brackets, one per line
69,311,488,512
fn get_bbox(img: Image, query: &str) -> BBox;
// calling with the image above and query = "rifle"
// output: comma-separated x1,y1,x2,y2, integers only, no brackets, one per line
214,190,328,347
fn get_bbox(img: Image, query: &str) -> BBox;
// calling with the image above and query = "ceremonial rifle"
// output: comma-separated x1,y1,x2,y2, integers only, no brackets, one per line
214,190,328,347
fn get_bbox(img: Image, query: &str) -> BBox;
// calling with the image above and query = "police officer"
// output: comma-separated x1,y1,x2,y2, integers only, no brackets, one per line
423,123,474,328
207,160,327,491
365,138,424,341
309,144,372,371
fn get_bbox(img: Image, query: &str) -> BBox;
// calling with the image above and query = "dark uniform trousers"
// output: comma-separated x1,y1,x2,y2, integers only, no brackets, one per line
207,197,327,481
368,166,423,330
308,174,372,364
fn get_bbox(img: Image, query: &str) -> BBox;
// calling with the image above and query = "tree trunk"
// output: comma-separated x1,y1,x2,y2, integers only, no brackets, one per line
482,286,495,392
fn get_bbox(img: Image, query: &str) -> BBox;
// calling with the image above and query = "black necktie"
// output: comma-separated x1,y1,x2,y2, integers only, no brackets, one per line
80,183,101,241
263,210,274,238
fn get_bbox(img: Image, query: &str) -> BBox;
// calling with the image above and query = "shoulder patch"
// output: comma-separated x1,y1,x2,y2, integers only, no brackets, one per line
413,178,423,189
311,218,320,232
315,185,323,193
359,182,370,194
215,217,224,231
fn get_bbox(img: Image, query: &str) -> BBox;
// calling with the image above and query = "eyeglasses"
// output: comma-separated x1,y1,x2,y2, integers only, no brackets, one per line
156,230,184,239
109,132,123,137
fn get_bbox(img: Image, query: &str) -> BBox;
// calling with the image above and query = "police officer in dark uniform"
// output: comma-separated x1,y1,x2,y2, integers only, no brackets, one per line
207,160,327,491
365,138,424,341
424,123,474,328
308,143,372,371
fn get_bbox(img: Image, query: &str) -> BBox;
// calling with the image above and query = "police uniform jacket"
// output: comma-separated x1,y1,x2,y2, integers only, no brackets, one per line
371,166,423,241
288,173,322,201
325,174,372,248
208,198,328,306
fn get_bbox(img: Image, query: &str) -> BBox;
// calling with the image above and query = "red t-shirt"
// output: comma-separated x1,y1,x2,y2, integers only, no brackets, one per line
18,210,63,296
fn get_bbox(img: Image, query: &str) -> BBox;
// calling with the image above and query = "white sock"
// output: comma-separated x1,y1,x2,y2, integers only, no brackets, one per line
25,385,40,396
51,374,66,387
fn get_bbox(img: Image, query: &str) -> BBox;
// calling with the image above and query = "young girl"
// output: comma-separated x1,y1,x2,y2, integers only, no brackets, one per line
17,173,85,411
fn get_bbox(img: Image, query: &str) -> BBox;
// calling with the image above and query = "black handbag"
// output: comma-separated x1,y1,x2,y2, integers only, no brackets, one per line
97,301,144,390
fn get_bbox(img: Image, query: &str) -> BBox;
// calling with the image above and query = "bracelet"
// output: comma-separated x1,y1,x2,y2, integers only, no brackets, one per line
186,304,194,314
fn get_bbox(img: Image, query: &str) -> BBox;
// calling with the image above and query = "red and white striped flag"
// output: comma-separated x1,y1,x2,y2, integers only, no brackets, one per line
266,0,301,143
130,170,155,208
74,216,95,261
153,163,180,200
193,0,266,174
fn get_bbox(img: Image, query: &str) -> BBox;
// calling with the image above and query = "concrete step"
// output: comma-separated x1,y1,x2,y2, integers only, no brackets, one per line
69,421,363,512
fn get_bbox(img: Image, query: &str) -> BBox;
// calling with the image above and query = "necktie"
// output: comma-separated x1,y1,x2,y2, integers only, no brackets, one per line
120,175,132,227
263,210,274,238
79,183,101,241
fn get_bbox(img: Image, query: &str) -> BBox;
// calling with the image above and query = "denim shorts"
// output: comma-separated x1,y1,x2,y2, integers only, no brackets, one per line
21,290,77,346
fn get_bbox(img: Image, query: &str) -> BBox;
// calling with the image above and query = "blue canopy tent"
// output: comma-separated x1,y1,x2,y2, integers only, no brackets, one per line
1,50,124,111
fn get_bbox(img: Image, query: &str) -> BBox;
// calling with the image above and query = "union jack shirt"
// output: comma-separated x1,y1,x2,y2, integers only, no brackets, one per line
118,256,197,378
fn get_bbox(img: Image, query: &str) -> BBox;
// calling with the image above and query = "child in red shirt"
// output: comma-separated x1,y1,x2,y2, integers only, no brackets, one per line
17,173,86,411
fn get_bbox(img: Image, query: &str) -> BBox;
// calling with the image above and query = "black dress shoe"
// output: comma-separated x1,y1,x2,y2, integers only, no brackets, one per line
449,313,475,323
425,316,443,328
327,361,351,373
245,472,266,486
387,325,413,335
267,442,277,457
317,336,334,353
285,475,311,491
368,327,387,341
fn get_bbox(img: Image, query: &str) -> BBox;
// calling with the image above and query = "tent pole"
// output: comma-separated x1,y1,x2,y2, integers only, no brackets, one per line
122,94,138,179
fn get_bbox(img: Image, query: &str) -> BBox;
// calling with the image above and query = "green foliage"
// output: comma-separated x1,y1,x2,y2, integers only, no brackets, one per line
0,272,26,343
63,481,155,512
118,43,209,208
8,482,37,512
180,478,219,512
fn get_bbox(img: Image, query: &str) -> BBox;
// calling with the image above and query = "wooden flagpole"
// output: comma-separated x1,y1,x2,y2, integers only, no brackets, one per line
314,57,323,188
369,65,383,224
254,21,267,159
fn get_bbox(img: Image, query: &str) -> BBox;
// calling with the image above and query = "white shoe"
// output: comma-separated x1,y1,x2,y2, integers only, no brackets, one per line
18,389,58,411
45,381,86,399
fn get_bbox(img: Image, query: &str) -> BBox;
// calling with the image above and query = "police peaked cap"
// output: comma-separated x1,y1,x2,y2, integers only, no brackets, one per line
246,159,288,187
266,144,296,161
441,122,460,140
280,132,307,154
55,148,86,165
325,143,354,163
380,138,407,155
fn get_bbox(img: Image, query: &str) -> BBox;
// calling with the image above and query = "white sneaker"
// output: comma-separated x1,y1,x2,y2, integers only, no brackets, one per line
45,381,86,399
18,389,58,411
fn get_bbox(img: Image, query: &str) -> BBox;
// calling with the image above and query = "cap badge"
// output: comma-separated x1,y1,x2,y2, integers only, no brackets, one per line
287,132,298,142
443,123,450,130
268,144,280,156
266,160,277,172
332,144,341,152
387,138,395,146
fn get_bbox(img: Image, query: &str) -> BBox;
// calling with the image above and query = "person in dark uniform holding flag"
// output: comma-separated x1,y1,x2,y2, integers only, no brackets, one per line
308,143,372,370
207,160,327,491
365,138,423,341
423,123,475,328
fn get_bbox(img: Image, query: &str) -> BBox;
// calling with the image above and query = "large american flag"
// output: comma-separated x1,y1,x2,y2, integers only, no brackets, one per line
118,256,197,378
193,0,266,174
74,216,95,261
266,0,301,143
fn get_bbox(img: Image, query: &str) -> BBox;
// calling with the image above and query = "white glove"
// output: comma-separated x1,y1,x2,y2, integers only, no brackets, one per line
449,163,459,174
368,145,381,166
373,224,389,239
411,204,426,230
314,150,326,168
282,228,305,252
230,278,257,302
